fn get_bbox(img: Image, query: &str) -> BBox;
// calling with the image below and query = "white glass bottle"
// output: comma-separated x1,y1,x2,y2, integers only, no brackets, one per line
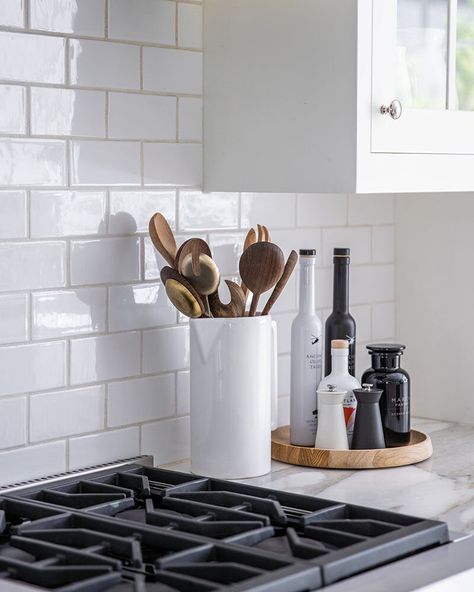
318,339,360,444
290,250,323,446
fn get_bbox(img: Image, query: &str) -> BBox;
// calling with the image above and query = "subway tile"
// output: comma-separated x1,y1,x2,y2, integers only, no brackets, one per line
144,237,161,280
0,294,28,344
32,288,107,339
0,341,66,396
70,331,141,385
108,93,175,140
0,86,25,134
0,242,66,292
143,47,202,94
270,228,321,259
265,271,297,314
315,267,332,309
296,194,347,227
143,143,202,187
0,0,24,27
109,191,175,234
178,98,202,141
109,282,176,332
351,304,371,343
179,191,238,231
176,371,190,415
277,354,290,397
322,227,371,267
0,191,27,238
30,386,105,442
141,416,190,465
273,312,295,355
109,0,175,45
241,193,296,230
277,396,290,427
143,325,189,374
71,141,140,186
372,225,395,263
70,237,140,285
208,232,245,276
351,265,395,305
0,398,27,448
31,191,106,237
70,39,140,89
31,88,105,137
0,441,66,486
372,301,396,340
348,194,394,225
0,140,65,186
0,32,65,83
178,3,202,49
69,426,139,470
30,0,105,36
108,374,175,427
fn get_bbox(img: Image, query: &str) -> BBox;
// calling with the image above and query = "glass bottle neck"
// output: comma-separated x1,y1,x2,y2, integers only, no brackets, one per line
298,257,316,315
333,259,349,313
331,352,349,375
371,354,401,370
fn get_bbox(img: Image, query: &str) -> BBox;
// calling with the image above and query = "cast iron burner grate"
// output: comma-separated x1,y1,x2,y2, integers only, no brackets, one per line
0,459,449,590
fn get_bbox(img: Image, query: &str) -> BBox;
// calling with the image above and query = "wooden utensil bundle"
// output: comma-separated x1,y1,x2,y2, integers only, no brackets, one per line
149,213,298,319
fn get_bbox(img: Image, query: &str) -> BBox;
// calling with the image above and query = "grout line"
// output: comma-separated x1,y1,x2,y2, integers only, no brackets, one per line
105,91,109,138
104,0,109,39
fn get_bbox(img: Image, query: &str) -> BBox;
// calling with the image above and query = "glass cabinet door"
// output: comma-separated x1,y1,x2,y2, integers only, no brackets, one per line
371,0,474,154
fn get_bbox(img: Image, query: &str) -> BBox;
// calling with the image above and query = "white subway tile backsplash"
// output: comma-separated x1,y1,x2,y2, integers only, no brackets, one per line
176,370,190,415
108,93,176,140
30,0,105,36
178,3,203,49
277,396,290,427
69,426,139,470
0,341,66,396
32,288,107,339
141,416,190,465
372,225,395,263
241,193,296,230
297,194,347,227
31,88,106,137
0,86,25,134
71,141,141,186
109,0,175,45
0,140,65,186
108,374,175,427
277,354,290,397
31,191,106,237
273,312,295,355
109,191,175,234
270,229,322,260
144,143,202,187
0,32,65,83
109,282,176,332
0,191,27,238
0,242,66,292
70,331,141,385
69,39,140,89
0,0,24,28
143,47,202,94
178,98,202,141
351,265,395,305
30,385,105,442
0,441,66,487
208,233,244,276
372,301,395,340
143,325,189,374
348,194,395,226
351,304,372,343
70,237,140,285
0,294,28,344
322,227,372,267
179,191,238,231
0,397,27,448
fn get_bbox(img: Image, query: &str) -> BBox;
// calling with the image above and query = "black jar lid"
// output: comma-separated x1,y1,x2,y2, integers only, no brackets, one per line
366,343,406,354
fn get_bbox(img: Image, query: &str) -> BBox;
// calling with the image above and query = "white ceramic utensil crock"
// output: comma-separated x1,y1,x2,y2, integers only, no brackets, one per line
190,315,277,479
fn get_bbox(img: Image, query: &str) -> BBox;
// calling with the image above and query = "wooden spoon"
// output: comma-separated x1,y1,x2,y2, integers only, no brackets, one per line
262,225,271,242
160,266,208,318
240,228,257,298
208,280,246,318
149,213,177,268
239,242,285,317
257,224,264,243
176,238,212,276
181,252,220,317
261,250,298,315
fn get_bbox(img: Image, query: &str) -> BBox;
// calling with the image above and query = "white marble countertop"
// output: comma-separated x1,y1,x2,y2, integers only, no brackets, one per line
163,417,474,534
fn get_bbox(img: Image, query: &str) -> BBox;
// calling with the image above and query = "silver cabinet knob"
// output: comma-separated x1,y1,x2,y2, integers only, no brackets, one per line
380,99,402,120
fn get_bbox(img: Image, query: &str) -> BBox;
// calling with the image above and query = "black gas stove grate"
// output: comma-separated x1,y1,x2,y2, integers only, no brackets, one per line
0,462,449,591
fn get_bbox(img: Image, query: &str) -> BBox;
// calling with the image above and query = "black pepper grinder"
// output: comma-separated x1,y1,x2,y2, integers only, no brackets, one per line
351,384,385,450
362,344,411,447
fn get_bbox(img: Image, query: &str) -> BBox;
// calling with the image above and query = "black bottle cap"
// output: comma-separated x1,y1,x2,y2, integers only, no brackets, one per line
299,249,316,256
366,343,406,354
334,247,350,257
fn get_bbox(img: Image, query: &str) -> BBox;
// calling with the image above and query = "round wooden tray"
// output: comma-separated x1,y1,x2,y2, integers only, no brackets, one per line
271,426,432,469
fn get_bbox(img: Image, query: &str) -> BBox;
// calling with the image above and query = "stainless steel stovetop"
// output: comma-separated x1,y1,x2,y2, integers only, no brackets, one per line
0,455,470,592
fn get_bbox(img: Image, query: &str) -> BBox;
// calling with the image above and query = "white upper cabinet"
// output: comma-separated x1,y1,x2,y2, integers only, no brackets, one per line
203,0,474,193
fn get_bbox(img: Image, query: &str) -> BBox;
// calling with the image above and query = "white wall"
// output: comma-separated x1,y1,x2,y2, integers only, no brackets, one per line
395,193,474,423
0,0,394,484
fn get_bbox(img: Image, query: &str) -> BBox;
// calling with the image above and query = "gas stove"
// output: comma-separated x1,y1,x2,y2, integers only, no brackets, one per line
0,455,454,591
